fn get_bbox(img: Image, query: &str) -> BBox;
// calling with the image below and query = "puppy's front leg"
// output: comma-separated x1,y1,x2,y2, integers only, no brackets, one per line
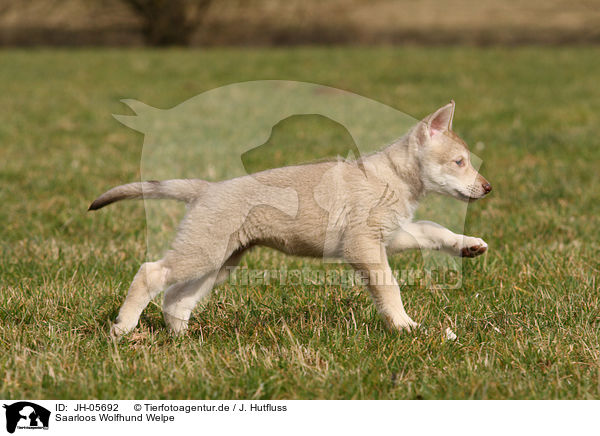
386,220,487,257
347,239,418,331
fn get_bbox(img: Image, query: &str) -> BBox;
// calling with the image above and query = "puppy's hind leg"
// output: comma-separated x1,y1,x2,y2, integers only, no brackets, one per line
111,260,170,338
162,272,217,335
162,249,247,335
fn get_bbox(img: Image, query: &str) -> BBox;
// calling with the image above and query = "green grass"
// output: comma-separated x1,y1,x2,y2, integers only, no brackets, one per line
1,47,600,399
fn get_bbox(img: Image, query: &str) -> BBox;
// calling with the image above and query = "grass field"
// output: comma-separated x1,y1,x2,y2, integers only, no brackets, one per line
1,47,600,399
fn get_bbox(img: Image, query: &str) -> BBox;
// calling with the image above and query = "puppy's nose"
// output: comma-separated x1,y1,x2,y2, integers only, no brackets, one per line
482,183,492,194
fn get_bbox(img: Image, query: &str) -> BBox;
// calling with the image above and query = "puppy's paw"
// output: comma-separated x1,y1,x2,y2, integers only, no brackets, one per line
164,312,189,335
387,314,420,332
398,321,420,332
459,236,487,258
110,319,135,340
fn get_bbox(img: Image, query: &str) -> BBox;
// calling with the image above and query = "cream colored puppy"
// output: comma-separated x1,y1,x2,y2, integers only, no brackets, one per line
89,101,491,338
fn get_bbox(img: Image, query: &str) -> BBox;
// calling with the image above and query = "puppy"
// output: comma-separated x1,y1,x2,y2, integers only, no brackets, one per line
89,101,491,338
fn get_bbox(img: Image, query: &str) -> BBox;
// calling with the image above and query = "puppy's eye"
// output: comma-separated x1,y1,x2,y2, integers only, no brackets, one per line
455,158,465,167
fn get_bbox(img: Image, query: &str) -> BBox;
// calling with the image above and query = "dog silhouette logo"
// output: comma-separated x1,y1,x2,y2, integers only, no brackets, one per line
2,402,50,433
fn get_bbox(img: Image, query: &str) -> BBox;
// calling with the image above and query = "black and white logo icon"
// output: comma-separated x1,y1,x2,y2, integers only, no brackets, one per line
3,402,50,434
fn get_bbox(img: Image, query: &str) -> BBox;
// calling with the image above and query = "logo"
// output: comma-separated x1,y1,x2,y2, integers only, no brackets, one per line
2,402,50,434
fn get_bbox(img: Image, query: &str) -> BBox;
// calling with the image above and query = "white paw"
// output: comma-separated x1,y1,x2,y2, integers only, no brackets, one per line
109,317,137,339
459,236,487,258
389,313,420,332
164,312,189,335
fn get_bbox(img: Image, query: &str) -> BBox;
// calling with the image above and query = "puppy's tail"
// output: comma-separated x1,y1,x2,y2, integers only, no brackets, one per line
88,179,209,211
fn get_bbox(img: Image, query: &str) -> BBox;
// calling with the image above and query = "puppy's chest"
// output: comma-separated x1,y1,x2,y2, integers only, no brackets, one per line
365,185,415,233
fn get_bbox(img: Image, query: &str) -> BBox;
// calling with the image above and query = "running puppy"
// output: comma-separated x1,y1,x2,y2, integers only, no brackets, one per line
90,101,491,338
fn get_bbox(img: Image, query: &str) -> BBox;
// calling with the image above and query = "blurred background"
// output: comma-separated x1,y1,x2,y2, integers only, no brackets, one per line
2,0,600,47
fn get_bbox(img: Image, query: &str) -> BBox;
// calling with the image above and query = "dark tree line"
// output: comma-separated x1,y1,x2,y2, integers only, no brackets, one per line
122,0,213,45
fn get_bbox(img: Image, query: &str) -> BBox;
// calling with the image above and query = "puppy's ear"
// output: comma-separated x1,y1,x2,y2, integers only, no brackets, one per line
427,100,455,137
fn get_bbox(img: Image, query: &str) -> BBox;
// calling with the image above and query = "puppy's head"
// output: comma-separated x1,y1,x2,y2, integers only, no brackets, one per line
415,101,491,201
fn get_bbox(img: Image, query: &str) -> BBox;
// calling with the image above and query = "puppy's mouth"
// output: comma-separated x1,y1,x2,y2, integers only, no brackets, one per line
454,190,481,202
